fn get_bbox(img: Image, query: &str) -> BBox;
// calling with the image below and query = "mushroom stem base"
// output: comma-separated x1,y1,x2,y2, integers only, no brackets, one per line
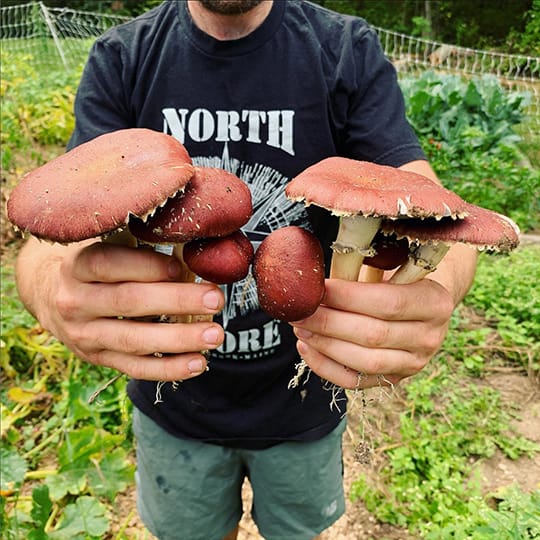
390,243,449,284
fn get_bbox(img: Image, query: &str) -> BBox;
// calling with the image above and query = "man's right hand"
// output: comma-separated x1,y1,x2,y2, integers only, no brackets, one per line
16,239,225,380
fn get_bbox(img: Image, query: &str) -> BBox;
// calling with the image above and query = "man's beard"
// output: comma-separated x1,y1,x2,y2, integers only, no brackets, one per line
198,0,266,16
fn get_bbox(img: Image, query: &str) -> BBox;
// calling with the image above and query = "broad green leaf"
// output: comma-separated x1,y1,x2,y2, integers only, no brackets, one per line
0,447,28,494
57,426,122,470
30,484,53,527
87,448,135,501
49,496,109,539
46,469,87,500
27,485,53,540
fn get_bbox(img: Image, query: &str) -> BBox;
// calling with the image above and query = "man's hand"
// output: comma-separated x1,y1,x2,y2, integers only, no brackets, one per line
16,239,225,381
290,277,456,389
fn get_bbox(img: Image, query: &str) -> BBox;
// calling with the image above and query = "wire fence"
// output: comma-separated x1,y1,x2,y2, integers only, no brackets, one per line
1,1,539,134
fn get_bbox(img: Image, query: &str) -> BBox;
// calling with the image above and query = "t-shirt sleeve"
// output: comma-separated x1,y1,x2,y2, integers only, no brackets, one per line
67,39,134,150
338,25,425,167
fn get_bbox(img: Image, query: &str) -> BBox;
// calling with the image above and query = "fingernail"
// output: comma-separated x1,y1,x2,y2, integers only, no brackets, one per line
203,326,221,345
203,291,220,310
297,340,309,356
295,328,313,340
188,358,205,374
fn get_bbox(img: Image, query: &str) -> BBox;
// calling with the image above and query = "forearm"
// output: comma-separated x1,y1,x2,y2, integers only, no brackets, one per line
426,242,478,306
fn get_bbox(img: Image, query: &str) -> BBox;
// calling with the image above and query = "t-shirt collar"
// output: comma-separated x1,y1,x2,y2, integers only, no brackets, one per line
177,0,286,57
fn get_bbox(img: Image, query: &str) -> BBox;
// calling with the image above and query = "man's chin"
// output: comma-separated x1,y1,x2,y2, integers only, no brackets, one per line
198,0,266,16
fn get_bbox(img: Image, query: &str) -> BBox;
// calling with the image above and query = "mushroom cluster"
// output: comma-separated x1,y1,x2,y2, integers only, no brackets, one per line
6,128,328,325
129,165,254,286
7,137,521,333
285,157,520,285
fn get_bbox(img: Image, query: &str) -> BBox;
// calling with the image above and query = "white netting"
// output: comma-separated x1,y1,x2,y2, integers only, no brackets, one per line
0,2,130,69
1,2,539,134
374,26,540,135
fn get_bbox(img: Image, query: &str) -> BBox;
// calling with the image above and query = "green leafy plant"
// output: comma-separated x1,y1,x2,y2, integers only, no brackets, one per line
401,71,528,159
0,50,81,172
1,269,134,539
400,71,539,231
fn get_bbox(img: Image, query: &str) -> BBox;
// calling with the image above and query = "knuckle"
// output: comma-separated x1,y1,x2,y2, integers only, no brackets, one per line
409,353,429,374
116,326,147,355
54,289,79,320
109,283,137,314
366,355,385,375
363,320,389,348
84,243,110,280
384,291,408,319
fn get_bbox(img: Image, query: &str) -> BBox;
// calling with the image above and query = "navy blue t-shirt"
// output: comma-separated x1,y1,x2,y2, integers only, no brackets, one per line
68,0,425,448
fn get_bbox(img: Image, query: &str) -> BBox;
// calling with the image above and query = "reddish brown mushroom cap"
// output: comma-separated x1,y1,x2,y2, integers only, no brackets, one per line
129,166,252,244
6,128,194,243
381,202,520,252
183,230,254,284
285,157,469,219
384,202,520,284
253,226,325,322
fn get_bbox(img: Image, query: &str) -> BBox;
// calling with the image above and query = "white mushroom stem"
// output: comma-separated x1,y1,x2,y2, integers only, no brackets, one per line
360,265,385,283
390,242,450,284
330,215,381,280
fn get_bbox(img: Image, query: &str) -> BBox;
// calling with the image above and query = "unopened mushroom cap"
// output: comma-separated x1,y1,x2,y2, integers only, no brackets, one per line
7,128,194,243
381,202,520,252
129,166,253,243
253,226,325,322
183,230,254,284
285,157,468,220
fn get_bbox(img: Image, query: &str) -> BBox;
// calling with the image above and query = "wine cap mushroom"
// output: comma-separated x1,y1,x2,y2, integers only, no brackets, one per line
285,157,469,280
7,128,194,243
253,226,325,322
183,230,254,284
382,202,521,283
129,166,253,244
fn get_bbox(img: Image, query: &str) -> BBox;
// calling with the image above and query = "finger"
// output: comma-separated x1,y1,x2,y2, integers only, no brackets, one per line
292,305,446,357
79,319,224,356
73,242,184,283
89,349,210,381
296,340,402,390
294,326,427,377
59,281,224,320
322,278,454,322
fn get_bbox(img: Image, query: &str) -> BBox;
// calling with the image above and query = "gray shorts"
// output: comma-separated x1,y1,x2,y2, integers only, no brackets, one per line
132,408,346,540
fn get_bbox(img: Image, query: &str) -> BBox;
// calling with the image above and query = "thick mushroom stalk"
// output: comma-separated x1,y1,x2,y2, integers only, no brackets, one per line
383,203,521,284
330,215,381,280
390,242,450,283
285,157,469,282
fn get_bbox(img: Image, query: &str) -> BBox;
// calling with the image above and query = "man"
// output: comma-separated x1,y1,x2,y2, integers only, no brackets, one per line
14,1,477,539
